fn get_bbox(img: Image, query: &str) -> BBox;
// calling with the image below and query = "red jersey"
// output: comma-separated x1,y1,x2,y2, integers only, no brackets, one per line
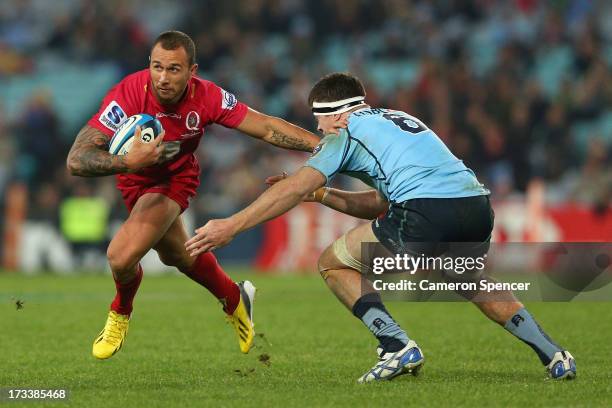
88,69,248,189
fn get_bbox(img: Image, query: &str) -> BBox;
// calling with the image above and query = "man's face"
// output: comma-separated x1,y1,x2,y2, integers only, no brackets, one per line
315,113,348,135
149,43,197,105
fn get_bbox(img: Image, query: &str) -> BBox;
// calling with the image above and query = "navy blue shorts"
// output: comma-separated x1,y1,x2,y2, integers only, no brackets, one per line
371,195,494,258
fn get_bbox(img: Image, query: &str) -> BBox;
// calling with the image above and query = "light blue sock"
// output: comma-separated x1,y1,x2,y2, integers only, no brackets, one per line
504,308,562,365
352,293,409,353
361,308,410,345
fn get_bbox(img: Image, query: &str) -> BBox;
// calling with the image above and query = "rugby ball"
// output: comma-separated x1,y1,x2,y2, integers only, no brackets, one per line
108,114,163,155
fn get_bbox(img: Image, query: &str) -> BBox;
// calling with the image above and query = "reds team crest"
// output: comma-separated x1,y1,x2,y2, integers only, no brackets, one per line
186,111,200,130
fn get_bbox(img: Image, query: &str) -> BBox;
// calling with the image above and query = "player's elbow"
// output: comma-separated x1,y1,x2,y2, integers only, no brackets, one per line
66,155,77,175
373,193,389,213
66,152,82,176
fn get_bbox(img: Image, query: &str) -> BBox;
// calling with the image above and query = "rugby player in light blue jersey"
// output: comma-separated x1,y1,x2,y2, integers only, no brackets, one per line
186,72,576,382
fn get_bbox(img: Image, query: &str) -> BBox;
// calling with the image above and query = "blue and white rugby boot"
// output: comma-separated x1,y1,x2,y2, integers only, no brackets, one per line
357,340,424,383
547,350,576,380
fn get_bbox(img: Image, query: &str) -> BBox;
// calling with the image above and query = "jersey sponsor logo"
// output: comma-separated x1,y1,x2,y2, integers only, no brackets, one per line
220,88,238,110
180,130,202,139
156,112,181,119
99,100,127,131
186,111,200,130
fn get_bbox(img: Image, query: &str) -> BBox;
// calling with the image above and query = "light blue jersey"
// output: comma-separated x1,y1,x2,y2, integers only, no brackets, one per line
305,108,489,203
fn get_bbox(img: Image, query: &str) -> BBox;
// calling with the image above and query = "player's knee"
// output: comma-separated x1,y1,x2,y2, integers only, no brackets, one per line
318,235,363,280
317,246,332,272
107,245,139,277
318,245,338,280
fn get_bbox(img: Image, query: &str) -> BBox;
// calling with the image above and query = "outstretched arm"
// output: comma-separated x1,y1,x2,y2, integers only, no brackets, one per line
185,166,326,255
309,187,389,219
236,108,320,152
265,173,389,219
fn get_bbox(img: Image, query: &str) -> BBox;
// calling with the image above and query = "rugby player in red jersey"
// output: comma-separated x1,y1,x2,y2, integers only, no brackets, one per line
66,31,319,359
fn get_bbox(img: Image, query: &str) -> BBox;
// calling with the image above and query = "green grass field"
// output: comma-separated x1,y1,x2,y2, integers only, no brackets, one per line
1,271,610,407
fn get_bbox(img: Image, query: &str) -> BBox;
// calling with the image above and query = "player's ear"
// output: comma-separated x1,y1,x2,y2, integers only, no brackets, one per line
190,63,198,76
334,113,349,128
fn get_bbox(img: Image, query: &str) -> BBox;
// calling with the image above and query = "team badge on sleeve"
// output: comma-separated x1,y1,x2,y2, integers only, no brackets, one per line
220,88,238,110
99,100,127,131
311,142,325,157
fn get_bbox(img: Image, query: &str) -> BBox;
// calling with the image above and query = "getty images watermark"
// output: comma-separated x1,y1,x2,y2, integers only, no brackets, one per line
371,252,531,293
360,242,612,302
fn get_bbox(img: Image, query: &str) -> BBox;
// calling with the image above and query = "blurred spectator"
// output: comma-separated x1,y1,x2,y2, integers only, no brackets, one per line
19,183,73,273
0,103,16,198
565,139,612,211
0,41,32,75
14,90,65,188
59,180,110,270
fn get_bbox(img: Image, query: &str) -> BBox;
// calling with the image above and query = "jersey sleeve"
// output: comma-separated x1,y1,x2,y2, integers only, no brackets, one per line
87,76,140,138
204,82,248,128
303,130,352,183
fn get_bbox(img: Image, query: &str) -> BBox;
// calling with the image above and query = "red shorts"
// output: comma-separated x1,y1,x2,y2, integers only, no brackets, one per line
118,175,199,213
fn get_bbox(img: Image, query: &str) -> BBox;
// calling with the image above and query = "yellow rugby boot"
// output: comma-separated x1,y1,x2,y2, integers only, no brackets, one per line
92,310,130,359
227,281,256,353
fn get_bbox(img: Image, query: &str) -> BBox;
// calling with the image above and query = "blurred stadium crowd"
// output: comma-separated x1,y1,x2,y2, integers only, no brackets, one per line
0,0,610,270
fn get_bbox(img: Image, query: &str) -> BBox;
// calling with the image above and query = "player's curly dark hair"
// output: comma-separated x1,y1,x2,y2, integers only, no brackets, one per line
308,72,366,106
152,30,196,66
